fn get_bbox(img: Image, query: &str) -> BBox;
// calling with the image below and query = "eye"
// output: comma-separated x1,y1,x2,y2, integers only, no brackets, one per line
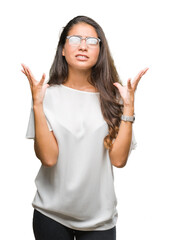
86,37,99,45
68,36,80,45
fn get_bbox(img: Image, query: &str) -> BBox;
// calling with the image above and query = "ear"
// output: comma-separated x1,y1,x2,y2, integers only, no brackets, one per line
62,48,65,56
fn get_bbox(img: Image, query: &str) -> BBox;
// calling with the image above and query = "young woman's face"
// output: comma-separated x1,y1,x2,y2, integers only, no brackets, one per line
62,23,100,72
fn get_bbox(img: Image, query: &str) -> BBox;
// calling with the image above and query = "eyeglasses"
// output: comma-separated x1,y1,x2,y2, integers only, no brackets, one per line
66,35,101,47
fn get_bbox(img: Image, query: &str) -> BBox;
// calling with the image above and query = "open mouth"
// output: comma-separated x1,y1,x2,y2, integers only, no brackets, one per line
75,54,89,60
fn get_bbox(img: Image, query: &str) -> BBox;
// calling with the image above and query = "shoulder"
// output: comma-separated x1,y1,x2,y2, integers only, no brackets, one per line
47,84,61,92
43,84,61,105
45,84,61,96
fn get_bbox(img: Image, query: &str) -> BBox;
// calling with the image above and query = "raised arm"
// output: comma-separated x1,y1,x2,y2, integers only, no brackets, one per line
21,64,59,167
109,67,149,168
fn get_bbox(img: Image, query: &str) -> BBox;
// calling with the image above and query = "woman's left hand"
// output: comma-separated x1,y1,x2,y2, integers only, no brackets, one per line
113,67,149,107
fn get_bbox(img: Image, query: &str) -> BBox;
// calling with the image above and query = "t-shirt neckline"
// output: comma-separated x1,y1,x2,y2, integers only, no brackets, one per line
60,84,100,94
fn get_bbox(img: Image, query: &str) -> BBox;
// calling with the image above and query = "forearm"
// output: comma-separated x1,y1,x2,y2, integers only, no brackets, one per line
33,104,59,167
109,106,134,168
110,67,148,167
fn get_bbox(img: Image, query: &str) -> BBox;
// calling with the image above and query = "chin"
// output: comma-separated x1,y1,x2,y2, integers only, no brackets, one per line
72,62,96,71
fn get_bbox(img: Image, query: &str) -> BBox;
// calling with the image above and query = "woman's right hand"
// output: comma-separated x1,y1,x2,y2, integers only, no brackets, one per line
21,63,49,106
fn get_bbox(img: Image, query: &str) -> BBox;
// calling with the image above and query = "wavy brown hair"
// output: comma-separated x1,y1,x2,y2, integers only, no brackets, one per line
47,16,123,151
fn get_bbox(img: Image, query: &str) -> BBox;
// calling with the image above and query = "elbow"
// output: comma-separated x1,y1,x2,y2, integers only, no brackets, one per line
41,156,58,167
35,153,58,167
111,157,128,168
34,139,59,167
34,145,58,167
113,161,127,168
43,160,57,167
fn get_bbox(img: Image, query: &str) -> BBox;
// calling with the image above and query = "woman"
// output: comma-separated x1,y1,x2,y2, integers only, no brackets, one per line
22,15,148,240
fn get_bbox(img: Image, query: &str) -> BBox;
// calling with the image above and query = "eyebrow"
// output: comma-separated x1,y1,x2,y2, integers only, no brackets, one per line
69,35,98,38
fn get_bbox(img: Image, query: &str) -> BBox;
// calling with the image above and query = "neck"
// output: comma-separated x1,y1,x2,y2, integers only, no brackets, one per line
65,68,92,88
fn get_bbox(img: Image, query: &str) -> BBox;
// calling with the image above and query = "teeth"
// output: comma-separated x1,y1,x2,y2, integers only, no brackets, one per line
76,55,88,59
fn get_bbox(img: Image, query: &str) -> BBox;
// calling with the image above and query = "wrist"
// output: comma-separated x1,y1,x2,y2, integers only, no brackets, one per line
121,114,135,123
123,106,134,116
33,102,43,109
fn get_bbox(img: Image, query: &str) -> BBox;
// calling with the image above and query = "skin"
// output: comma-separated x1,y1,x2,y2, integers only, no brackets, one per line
21,22,149,167
62,23,100,71
62,23,100,91
21,65,58,167
109,67,149,167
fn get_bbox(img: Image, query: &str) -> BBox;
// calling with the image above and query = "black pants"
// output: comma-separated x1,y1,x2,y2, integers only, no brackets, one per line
33,209,116,240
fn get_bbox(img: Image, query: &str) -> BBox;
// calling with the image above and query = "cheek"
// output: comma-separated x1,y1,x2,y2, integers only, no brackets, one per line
63,47,75,62
91,49,100,63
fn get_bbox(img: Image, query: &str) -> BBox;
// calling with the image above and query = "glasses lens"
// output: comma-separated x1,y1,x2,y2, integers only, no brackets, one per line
86,37,99,46
69,36,80,45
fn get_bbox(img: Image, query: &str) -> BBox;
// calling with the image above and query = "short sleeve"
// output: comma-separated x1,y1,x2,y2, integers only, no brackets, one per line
25,101,53,139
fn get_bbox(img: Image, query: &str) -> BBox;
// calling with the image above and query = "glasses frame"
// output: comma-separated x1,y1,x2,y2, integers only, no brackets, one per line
66,35,101,46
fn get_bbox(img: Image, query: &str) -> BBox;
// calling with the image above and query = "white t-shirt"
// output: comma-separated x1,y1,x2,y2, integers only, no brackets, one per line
26,84,137,231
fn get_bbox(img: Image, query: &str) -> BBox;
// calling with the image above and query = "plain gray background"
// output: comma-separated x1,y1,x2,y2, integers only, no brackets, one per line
0,0,169,239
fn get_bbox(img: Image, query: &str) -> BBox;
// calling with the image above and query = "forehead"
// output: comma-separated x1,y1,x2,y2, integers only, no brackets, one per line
68,23,98,37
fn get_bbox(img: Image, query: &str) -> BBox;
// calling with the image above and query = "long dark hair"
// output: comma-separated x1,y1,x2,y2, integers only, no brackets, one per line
47,15,123,151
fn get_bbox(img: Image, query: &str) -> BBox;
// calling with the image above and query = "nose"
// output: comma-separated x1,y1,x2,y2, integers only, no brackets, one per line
78,39,87,51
